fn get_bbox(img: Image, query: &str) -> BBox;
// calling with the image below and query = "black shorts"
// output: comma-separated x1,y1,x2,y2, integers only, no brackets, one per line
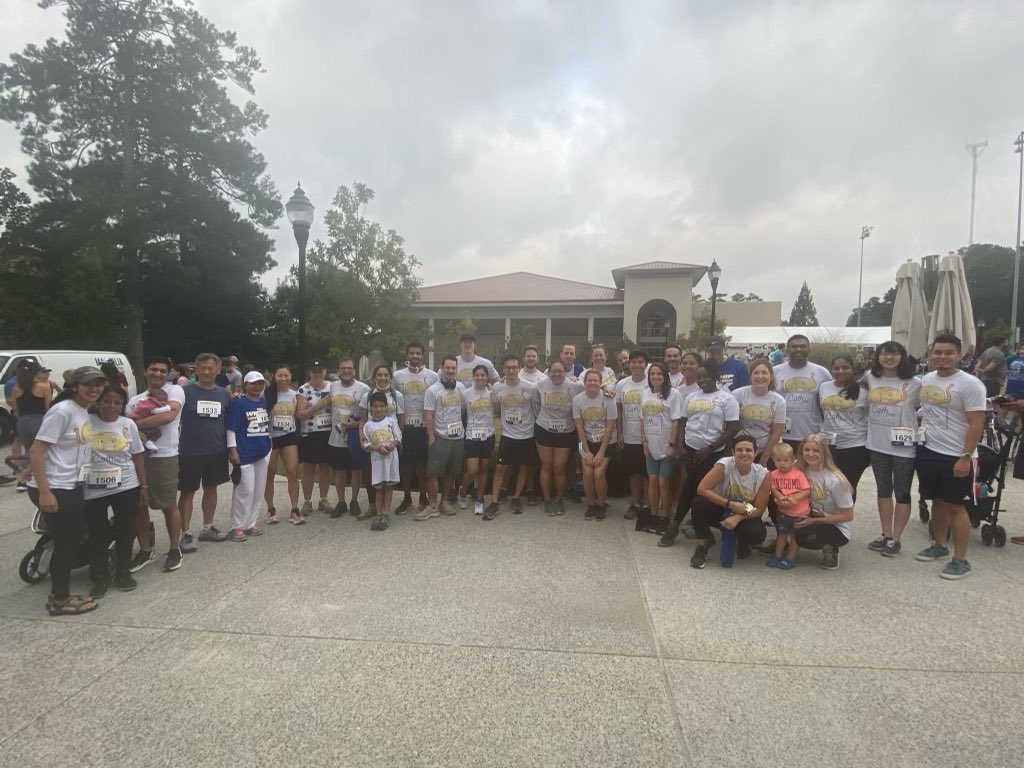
498,436,537,466
621,443,649,476
585,441,616,458
327,445,368,471
465,435,495,459
535,424,576,449
400,426,429,469
916,446,975,506
272,432,298,450
299,430,331,464
178,451,229,492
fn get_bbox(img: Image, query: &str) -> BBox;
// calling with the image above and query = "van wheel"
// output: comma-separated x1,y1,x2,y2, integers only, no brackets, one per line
0,411,13,446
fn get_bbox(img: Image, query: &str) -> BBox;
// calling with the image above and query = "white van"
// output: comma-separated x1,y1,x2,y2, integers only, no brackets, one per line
0,350,137,444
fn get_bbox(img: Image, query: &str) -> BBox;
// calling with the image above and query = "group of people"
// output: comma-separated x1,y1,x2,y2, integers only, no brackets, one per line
15,327,993,615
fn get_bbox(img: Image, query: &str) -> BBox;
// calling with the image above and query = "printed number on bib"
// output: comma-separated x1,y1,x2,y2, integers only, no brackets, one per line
87,466,122,489
889,427,916,446
504,408,523,425
273,415,293,431
818,431,837,446
405,413,423,428
446,422,462,437
197,400,221,418
314,411,332,429
548,419,567,433
469,426,487,440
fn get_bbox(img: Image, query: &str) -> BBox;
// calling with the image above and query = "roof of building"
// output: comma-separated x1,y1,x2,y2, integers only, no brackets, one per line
416,272,623,304
611,261,708,288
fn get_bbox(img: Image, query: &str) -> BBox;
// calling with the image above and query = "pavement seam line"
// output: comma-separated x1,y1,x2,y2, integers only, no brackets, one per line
625,521,697,768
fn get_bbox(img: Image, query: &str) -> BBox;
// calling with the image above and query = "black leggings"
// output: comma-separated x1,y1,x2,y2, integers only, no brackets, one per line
673,447,724,523
28,486,85,601
690,497,768,547
831,445,871,501
84,488,139,578
794,524,850,550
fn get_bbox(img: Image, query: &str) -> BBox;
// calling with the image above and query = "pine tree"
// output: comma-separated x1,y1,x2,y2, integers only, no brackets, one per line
788,282,819,326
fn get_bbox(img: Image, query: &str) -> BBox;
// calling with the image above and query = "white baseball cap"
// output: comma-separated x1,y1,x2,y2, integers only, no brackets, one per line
243,371,266,384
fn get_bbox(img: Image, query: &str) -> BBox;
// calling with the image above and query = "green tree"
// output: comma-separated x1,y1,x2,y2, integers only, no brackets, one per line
729,292,763,302
0,0,280,371
677,309,729,351
788,282,819,326
846,285,897,326
270,182,424,366
961,244,1017,327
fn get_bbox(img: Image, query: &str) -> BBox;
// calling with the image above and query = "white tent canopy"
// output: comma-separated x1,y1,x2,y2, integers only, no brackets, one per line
723,326,892,350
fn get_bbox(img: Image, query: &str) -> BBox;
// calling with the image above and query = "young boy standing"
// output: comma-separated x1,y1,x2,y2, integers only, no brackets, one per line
362,392,402,521
767,443,811,570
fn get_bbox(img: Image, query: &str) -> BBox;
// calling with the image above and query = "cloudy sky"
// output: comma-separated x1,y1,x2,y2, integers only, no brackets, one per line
3,0,1023,325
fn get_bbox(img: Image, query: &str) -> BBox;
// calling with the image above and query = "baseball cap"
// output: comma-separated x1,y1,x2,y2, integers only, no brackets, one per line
243,371,266,384
308,360,327,370
706,336,725,348
69,366,108,385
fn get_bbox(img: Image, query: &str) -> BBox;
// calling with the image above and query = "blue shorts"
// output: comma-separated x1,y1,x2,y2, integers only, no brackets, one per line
775,514,804,535
645,455,679,478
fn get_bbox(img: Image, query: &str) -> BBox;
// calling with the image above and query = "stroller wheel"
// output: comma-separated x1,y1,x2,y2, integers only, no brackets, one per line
918,499,930,523
19,551,47,584
981,524,993,546
994,526,1007,547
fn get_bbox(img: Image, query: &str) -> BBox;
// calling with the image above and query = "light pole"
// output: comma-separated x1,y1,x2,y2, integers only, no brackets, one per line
285,183,315,382
857,225,873,327
1012,133,1024,344
708,259,722,337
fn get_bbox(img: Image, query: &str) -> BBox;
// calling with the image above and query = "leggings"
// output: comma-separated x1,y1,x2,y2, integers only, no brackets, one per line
831,445,871,501
690,497,768,547
794,524,850,550
673,446,724,523
28,486,85,601
84,487,139,578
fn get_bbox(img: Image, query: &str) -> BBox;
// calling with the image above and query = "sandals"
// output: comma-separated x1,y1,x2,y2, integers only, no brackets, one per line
46,595,98,616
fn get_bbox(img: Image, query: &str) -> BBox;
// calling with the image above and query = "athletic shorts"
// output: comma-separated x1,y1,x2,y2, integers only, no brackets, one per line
271,432,298,450
299,430,330,464
621,443,648,476
535,424,576,449
498,436,537,466
585,441,616,459
915,447,975,506
464,435,495,460
427,436,464,477
327,445,365,472
178,451,229,492
645,455,679,478
401,426,429,469
144,455,179,510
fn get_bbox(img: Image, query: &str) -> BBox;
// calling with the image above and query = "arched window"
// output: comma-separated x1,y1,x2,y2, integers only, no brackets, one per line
636,299,676,362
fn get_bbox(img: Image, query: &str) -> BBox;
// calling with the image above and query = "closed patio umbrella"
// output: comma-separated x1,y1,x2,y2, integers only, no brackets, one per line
890,260,930,360
926,251,976,353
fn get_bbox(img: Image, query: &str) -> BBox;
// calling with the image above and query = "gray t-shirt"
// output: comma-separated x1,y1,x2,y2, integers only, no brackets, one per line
572,391,618,444
424,381,465,439
534,378,583,433
85,415,144,499
773,362,832,440
918,370,987,457
492,380,537,440
392,367,439,427
732,387,787,453
462,385,496,440
615,376,648,445
225,368,243,393
977,346,1007,383
179,383,231,456
818,381,868,449
682,389,740,451
714,457,769,503
865,375,921,457
640,388,684,459
805,467,854,540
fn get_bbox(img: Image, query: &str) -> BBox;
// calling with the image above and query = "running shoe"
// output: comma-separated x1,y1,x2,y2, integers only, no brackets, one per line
331,501,348,519
317,499,331,513
289,508,306,525
229,528,247,542
414,505,440,522
868,535,889,552
198,526,228,543
128,550,156,573
163,548,183,572
113,573,138,591
179,531,197,553
396,498,412,515
457,494,468,510
555,499,566,516
544,500,556,517
690,545,708,569
474,499,484,515
440,502,457,516
820,546,839,570
482,502,500,521
510,497,523,514
245,525,264,537
300,500,314,517
658,528,678,547
881,539,902,558
940,558,972,580
624,504,641,520
267,508,279,525
915,543,950,562
594,505,606,522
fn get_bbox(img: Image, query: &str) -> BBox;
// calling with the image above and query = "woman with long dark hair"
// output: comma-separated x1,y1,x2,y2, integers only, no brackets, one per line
264,364,303,525
640,362,683,523
818,353,870,497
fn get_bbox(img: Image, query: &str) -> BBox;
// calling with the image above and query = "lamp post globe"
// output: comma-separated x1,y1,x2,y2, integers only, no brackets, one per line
708,259,722,337
285,183,315,382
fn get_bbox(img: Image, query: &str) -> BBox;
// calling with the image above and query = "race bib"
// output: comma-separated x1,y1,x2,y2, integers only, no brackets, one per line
405,413,423,428
890,427,916,447
313,410,332,429
784,418,792,434
504,407,523,425
77,463,92,484
446,422,462,437
87,466,122,490
273,415,293,431
469,426,487,440
548,418,567,433
197,400,222,418
916,426,927,445
818,431,837,446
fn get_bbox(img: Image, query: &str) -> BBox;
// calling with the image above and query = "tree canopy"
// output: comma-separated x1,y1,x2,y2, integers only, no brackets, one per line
787,282,819,326
847,286,897,327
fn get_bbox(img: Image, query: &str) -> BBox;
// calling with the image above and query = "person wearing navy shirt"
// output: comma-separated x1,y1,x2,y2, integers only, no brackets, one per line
706,336,750,391
1004,341,1024,399
226,371,272,540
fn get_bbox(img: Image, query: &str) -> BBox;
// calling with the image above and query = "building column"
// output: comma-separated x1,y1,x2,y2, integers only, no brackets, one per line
544,318,552,357
587,317,594,341
428,318,435,370
505,317,512,342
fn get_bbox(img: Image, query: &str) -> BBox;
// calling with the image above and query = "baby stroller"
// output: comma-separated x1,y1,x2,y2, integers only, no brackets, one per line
19,509,116,585
969,420,1018,547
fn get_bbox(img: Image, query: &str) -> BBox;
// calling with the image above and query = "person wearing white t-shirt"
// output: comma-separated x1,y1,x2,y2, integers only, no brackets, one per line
616,350,651,519
393,342,439,515
453,333,498,386
294,361,334,516
127,356,186,574
640,363,684,523
589,344,618,398
573,369,618,520
664,344,685,389
483,356,538,520
27,366,108,615
792,434,856,570
519,345,548,385
773,334,832,443
817,354,870,497
532,359,583,516
732,359,787,466
914,334,986,580
327,357,371,520
420,355,466,520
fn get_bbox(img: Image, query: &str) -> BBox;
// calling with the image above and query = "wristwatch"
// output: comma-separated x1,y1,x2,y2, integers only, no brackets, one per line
959,452,972,459
744,503,755,515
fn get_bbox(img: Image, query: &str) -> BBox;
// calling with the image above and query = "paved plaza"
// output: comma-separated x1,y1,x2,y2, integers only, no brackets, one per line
1,453,1023,767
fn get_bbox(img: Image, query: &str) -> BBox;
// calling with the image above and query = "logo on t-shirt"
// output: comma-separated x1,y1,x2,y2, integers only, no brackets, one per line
782,377,816,393
469,396,492,413
820,394,855,411
687,397,715,415
868,384,908,405
544,391,571,407
91,430,129,453
740,403,772,422
919,384,955,405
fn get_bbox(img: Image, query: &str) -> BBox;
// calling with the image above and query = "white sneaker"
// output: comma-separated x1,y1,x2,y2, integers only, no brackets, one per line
458,494,468,509
474,499,484,515
414,505,440,522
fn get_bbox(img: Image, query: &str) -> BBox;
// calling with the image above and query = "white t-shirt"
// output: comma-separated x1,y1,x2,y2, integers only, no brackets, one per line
732,387,788,453
27,400,92,490
818,381,868,449
269,388,298,438
669,370,685,388
593,366,617,389
455,355,497,385
462,386,496,440
328,379,371,448
864,375,922,457
682,389,740,451
85,415,144,499
297,381,333,434
805,467,854,540
533,378,582,433
359,389,405,419
773,362,832,440
491,380,537,440
127,383,186,457
519,368,548,385
676,381,700,400
918,370,987,457
640,388,684,459
424,381,465,440
713,457,769,503
573,391,618,444
392,367,439,428
615,376,648,445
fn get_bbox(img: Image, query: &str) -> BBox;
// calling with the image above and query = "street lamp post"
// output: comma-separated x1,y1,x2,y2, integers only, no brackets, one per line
857,225,873,327
708,259,722,337
285,183,315,382
1012,133,1023,344
977,317,986,351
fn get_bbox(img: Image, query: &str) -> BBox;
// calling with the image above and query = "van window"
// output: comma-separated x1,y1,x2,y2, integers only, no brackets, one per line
1,356,35,384
0,357,9,382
